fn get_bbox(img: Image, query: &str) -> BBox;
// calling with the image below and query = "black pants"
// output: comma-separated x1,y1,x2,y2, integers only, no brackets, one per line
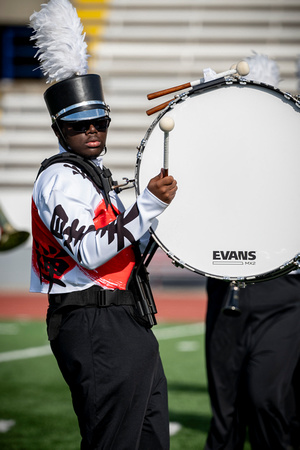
205,275,300,450
50,304,169,450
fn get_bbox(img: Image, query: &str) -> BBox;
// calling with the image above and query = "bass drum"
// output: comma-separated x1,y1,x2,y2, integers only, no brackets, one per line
136,79,300,283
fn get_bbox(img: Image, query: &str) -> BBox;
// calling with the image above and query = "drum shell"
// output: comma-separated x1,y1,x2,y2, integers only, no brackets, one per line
136,80,300,282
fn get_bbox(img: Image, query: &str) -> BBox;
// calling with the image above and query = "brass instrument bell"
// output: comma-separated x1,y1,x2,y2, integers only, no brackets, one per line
0,207,29,252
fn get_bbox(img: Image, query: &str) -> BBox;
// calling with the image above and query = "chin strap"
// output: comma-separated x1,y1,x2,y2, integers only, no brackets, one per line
52,121,70,151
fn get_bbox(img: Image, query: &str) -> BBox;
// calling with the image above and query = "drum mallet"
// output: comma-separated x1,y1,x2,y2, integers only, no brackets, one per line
159,116,175,177
147,61,250,101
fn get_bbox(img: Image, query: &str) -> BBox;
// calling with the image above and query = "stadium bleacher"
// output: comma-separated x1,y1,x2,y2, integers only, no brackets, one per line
0,0,299,288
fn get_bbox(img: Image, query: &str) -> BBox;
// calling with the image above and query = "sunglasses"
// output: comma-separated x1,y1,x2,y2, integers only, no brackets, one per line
65,117,111,133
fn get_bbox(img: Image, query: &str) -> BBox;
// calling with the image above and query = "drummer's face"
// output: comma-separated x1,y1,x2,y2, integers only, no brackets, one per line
58,118,110,159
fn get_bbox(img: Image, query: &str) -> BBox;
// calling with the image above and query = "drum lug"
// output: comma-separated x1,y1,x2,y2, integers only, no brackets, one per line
170,256,185,269
284,92,293,101
136,141,145,162
293,254,300,268
137,140,146,152
295,94,300,109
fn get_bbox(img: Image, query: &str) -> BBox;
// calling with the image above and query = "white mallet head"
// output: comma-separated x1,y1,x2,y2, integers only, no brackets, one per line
159,116,175,133
236,61,250,76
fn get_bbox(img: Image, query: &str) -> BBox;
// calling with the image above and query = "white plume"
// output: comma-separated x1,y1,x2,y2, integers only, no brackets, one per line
29,0,89,83
244,52,280,87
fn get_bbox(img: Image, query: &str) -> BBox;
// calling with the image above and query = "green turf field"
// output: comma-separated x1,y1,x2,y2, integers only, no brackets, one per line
0,320,251,449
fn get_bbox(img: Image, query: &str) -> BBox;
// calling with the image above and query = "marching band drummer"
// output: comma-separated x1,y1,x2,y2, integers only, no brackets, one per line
29,1,177,449
205,55,300,450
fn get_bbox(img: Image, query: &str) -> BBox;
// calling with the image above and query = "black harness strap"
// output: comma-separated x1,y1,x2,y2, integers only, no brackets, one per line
38,152,159,334
36,152,120,206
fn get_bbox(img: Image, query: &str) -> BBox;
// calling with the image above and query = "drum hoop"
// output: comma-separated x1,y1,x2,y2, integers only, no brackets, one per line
136,79,300,283
150,226,300,284
136,78,300,194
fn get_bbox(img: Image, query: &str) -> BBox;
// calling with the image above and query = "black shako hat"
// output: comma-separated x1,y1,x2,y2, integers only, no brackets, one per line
44,74,109,122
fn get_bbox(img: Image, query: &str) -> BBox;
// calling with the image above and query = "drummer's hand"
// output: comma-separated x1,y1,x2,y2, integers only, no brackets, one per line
147,169,177,204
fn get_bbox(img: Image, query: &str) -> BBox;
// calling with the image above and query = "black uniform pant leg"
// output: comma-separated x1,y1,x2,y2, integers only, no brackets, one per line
291,358,300,449
204,275,300,450
245,275,300,450
50,305,169,450
204,278,249,450
138,355,170,450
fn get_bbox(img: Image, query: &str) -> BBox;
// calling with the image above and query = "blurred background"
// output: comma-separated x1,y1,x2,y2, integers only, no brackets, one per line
0,2,299,448
0,0,300,291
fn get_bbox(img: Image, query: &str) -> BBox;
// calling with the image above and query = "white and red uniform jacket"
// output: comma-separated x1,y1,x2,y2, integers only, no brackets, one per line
30,147,168,294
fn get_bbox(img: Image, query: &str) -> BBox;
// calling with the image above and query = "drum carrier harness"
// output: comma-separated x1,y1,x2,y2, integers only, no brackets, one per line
36,152,158,339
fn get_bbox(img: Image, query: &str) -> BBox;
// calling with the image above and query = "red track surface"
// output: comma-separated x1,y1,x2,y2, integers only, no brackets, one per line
0,289,207,322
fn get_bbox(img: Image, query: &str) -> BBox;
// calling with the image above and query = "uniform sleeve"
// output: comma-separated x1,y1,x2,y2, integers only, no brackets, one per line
34,166,168,270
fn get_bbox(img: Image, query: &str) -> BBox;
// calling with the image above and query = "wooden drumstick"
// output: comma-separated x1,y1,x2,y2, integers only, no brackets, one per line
146,98,176,116
147,61,250,101
159,116,175,177
148,83,191,101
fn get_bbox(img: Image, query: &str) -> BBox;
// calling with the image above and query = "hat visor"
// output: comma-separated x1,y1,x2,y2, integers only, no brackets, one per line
60,108,108,122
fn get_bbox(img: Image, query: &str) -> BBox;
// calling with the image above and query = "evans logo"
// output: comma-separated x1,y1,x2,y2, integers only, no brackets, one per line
212,251,256,265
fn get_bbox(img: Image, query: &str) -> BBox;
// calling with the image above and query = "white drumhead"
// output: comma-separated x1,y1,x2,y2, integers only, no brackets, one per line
137,82,300,281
